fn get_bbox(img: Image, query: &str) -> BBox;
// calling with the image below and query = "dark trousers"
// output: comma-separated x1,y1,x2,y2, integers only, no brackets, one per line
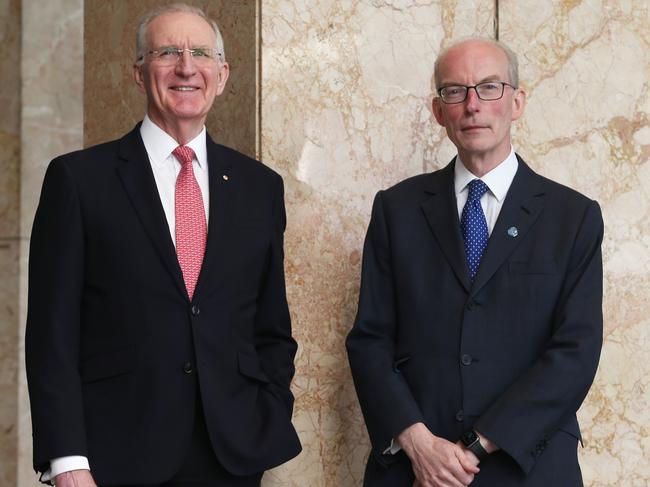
104,395,263,487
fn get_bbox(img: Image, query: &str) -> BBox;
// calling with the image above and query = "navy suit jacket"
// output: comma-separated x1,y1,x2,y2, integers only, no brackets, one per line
346,156,603,486
26,125,301,484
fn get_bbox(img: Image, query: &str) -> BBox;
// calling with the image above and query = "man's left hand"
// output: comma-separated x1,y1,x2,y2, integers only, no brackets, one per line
54,469,97,487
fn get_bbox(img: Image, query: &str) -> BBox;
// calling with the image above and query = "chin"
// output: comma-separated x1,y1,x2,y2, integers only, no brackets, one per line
170,106,209,120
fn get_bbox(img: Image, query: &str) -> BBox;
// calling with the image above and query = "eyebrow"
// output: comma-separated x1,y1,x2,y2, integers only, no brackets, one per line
154,44,211,49
440,75,504,87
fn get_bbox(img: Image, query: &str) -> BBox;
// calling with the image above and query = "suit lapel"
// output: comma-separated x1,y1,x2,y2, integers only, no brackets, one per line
192,136,234,300
115,125,188,299
420,160,472,293
470,156,545,298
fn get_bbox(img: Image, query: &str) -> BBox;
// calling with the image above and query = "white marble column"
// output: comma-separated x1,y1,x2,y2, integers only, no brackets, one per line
0,0,21,483
18,0,84,484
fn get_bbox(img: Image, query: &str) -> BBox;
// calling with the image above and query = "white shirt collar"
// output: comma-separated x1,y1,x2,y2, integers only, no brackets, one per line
139,114,208,169
454,148,519,202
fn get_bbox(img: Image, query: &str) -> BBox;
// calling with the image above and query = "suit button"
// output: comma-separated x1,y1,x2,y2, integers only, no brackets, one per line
466,301,474,310
183,362,193,374
460,354,472,366
191,305,200,316
455,410,464,422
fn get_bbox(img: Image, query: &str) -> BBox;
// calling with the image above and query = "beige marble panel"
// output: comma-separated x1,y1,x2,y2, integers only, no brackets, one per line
261,2,494,485
18,0,84,485
0,0,20,484
84,0,257,158
0,0,21,240
500,1,650,485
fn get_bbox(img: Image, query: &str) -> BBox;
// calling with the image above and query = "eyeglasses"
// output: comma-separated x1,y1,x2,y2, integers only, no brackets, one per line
437,82,516,104
143,46,222,66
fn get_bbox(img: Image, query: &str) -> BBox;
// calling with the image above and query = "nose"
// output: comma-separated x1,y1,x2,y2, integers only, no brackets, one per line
175,50,197,76
464,86,481,112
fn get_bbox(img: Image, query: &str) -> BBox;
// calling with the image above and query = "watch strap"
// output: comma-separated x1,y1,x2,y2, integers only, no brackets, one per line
467,437,488,461
462,430,489,461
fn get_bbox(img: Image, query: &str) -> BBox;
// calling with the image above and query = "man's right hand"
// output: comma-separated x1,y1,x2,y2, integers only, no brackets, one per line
397,422,479,487
54,469,97,487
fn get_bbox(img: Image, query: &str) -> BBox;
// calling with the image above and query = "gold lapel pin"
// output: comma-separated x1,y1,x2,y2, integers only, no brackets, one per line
222,175,229,181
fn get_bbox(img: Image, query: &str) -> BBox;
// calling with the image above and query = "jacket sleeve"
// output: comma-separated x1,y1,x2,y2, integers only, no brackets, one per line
253,175,298,415
25,157,88,476
346,191,425,460
474,200,604,473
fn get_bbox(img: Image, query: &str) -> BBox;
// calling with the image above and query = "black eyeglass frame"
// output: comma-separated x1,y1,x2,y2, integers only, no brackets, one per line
437,81,517,104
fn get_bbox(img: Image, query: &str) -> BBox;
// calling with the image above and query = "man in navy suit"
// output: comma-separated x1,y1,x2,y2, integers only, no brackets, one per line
346,38,603,487
26,4,300,486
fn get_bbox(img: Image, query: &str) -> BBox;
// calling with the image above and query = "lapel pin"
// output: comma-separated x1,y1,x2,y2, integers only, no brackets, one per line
507,226,519,238
222,174,229,181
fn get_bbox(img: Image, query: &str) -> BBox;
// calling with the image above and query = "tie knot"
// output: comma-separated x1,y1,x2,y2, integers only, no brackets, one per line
173,145,196,166
467,179,488,202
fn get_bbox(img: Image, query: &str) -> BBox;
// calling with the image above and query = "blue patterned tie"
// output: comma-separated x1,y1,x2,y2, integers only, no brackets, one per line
461,179,489,280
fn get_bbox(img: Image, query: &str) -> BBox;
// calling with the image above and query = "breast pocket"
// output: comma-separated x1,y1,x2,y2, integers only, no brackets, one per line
509,260,558,275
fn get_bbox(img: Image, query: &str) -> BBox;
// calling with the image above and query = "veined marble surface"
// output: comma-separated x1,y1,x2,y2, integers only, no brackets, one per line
18,0,84,485
262,1,494,485
0,1,20,484
263,0,649,486
501,1,650,485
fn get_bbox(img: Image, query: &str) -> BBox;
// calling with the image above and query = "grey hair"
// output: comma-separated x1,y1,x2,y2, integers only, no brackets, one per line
135,3,226,65
434,37,519,90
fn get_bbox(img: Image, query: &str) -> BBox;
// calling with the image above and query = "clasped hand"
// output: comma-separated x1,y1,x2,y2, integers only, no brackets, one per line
398,423,480,487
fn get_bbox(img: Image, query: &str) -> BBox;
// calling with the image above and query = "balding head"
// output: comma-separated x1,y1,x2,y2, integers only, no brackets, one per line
434,38,519,90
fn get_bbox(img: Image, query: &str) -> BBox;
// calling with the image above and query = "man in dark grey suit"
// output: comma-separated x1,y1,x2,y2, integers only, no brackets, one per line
26,4,300,486
347,38,602,487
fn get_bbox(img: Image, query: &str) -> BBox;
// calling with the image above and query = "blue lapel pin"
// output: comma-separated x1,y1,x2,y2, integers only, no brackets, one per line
507,226,519,237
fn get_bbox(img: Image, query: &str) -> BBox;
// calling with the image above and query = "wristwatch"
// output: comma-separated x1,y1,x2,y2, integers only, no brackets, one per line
461,430,489,461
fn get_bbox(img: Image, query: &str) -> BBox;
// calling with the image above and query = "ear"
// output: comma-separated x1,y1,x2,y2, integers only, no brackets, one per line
432,97,446,127
511,87,526,121
214,62,230,96
133,63,146,93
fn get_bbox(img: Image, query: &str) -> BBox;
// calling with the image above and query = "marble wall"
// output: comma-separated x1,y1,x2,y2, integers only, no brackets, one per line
4,0,649,486
261,0,650,486
0,0,20,485
260,1,495,485
17,0,84,485
500,1,650,485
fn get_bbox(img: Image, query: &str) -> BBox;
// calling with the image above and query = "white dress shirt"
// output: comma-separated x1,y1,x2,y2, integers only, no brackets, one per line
385,148,519,455
45,115,211,483
454,148,518,234
140,114,210,243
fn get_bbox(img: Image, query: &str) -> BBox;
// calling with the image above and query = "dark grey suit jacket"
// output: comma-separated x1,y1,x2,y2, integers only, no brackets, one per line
347,156,603,486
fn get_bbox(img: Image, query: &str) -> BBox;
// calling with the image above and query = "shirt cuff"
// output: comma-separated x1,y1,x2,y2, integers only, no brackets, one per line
42,456,90,482
382,438,402,455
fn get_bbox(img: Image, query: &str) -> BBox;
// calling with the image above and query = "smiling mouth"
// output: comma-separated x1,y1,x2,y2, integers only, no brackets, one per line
171,86,198,92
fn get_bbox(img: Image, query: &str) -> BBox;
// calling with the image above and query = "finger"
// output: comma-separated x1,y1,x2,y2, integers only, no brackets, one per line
62,470,96,487
439,472,466,487
457,450,480,474
55,472,72,487
448,463,475,486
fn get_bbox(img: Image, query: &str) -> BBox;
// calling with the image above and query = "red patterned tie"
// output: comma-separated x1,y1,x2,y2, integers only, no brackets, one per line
173,145,207,300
